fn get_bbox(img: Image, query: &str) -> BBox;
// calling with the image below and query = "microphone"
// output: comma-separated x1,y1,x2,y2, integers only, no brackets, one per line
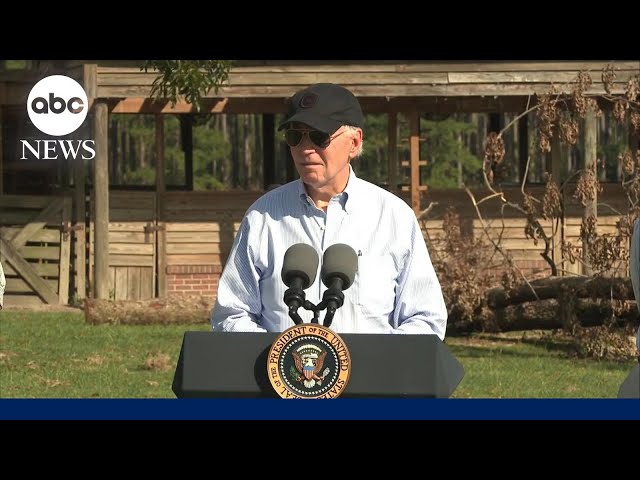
281,243,319,324
320,243,358,327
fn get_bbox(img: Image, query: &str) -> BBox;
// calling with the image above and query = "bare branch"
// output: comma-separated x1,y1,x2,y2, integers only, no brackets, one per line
416,202,439,221
464,187,539,301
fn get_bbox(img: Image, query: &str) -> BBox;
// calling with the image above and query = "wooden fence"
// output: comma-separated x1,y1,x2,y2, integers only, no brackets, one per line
1,183,632,304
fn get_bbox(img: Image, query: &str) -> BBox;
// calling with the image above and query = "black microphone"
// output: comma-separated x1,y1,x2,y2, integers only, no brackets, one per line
281,243,319,324
320,243,358,327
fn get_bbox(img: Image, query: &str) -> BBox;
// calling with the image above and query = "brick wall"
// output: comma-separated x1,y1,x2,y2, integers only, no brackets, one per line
166,265,222,298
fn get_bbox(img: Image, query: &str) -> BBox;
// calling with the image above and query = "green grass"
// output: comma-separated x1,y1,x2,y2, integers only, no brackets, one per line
0,311,210,398
446,335,634,398
0,311,635,398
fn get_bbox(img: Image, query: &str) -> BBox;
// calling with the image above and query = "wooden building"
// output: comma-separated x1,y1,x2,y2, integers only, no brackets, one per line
1,60,639,306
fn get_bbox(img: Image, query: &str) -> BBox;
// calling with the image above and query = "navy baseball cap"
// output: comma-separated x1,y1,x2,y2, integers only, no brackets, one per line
278,83,364,134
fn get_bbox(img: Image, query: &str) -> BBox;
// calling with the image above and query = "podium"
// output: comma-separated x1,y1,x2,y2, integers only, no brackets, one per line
172,331,464,398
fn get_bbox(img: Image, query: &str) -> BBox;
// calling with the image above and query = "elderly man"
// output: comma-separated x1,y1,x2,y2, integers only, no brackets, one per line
210,83,447,337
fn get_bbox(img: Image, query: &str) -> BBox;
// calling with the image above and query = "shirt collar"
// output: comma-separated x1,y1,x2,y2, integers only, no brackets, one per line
296,164,360,214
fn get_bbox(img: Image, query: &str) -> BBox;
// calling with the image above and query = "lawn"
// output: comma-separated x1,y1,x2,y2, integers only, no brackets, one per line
0,310,635,398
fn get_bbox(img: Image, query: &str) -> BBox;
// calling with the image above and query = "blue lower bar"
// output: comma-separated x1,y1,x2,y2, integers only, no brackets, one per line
1,398,639,420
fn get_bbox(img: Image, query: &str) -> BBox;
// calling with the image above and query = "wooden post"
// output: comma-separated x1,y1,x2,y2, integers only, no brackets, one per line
582,110,597,277
387,111,397,194
155,115,166,298
93,101,110,299
409,111,421,215
551,125,568,271
109,118,118,184
73,135,86,300
551,125,568,183
518,114,528,183
182,115,193,191
262,114,275,189
59,198,71,304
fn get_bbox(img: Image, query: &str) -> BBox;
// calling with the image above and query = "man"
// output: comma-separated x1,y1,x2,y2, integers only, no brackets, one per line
211,83,447,338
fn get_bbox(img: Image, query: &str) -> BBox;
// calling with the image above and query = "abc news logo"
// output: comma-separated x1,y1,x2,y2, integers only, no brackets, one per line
21,75,95,160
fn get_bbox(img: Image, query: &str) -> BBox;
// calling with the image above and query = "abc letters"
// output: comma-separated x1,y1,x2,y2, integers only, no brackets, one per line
31,93,85,114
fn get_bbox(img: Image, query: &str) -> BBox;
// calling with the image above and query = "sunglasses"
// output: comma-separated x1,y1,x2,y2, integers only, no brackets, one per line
284,128,345,149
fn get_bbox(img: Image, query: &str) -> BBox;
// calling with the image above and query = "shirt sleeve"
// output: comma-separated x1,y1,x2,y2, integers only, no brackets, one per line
210,216,267,332
391,214,448,339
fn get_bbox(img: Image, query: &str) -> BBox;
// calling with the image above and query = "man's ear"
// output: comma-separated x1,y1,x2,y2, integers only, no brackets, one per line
350,129,363,157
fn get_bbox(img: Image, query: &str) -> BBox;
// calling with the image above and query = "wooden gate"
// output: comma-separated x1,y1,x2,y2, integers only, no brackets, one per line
0,195,72,306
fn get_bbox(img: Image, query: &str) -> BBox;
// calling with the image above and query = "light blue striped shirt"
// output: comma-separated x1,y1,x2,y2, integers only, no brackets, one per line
210,166,448,338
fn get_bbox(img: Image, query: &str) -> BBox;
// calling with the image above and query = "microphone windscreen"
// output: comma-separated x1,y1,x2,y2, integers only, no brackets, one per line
321,243,358,289
281,243,319,289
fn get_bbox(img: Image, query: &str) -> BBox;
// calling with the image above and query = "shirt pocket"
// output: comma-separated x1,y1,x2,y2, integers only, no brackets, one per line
354,255,397,317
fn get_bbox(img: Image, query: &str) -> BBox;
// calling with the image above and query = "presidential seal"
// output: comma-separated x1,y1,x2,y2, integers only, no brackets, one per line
267,324,351,399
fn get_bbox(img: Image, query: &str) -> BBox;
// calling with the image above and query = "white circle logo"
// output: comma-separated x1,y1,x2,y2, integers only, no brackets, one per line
27,75,88,136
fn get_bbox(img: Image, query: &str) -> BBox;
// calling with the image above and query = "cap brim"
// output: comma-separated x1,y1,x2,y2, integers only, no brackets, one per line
277,111,342,134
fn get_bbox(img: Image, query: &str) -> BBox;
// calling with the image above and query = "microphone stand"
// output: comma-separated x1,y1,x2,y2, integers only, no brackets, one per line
283,276,346,328
285,289,343,328
288,300,323,325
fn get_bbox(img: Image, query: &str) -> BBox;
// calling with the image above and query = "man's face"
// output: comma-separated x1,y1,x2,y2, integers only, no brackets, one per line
288,122,361,192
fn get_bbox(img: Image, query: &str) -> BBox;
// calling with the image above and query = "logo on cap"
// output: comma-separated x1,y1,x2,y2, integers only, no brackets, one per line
299,92,319,109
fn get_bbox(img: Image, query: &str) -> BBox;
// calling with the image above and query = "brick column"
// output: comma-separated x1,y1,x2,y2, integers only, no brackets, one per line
166,264,222,299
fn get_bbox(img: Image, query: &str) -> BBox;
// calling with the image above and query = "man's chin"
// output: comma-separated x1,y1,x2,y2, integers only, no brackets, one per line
300,172,325,187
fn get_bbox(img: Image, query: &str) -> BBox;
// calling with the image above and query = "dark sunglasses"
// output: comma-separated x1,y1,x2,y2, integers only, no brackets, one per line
284,128,345,149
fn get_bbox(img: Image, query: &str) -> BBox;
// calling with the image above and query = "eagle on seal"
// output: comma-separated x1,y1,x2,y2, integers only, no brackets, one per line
292,346,328,388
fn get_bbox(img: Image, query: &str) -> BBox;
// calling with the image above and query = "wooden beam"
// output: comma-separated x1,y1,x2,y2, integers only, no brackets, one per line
0,236,59,304
58,198,71,304
73,139,86,300
97,61,640,74
155,115,166,298
182,115,193,191
409,112,421,215
551,125,568,183
82,64,97,106
518,114,529,183
110,97,233,114
582,110,598,276
550,126,568,271
387,112,398,194
99,71,452,87
108,96,534,115
98,83,632,100
93,101,110,299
